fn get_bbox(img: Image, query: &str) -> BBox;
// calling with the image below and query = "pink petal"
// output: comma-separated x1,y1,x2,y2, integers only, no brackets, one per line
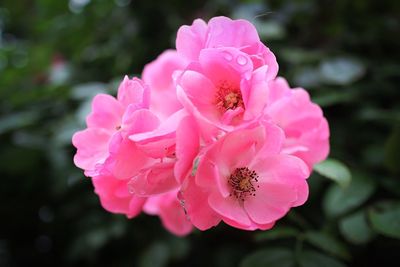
257,121,285,156
208,192,252,227
128,163,178,196
178,70,216,107
207,17,260,51
250,154,310,185
142,50,188,92
122,108,160,135
129,109,187,143
214,126,264,169
199,48,254,85
176,19,208,61
244,183,296,224
174,116,200,183
117,76,150,109
86,94,124,130
142,50,188,118
180,176,221,230
92,174,146,218
157,192,193,236
72,128,111,172
106,136,151,180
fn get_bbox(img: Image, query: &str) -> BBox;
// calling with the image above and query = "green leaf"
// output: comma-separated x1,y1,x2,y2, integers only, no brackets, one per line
304,231,350,260
0,111,40,134
384,125,400,173
380,176,400,197
323,172,376,217
293,67,321,88
319,57,365,85
313,90,357,107
139,242,170,267
298,250,347,267
314,159,351,187
368,201,400,239
191,157,200,176
339,211,374,244
255,226,298,242
240,248,295,267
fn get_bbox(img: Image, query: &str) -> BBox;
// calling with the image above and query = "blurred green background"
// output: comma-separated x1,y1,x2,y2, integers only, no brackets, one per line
1,0,399,266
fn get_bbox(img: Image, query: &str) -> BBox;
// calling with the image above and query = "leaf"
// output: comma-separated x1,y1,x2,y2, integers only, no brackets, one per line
323,172,376,217
312,90,357,107
380,177,400,197
191,157,200,176
384,125,400,173
70,82,108,100
240,248,295,267
293,67,321,88
304,231,350,260
256,21,286,40
139,242,170,267
368,201,400,239
255,226,298,242
319,57,365,85
339,211,374,244
0,111,39,134
314,159,351,188
298,250,347,267
168,237,189,260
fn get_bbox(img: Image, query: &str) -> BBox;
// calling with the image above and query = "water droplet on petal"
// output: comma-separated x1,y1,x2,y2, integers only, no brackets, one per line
236,55,248,66
127,179,135,194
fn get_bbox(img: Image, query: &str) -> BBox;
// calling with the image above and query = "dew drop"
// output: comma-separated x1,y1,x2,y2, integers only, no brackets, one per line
236,55,248,65
127,179,135,194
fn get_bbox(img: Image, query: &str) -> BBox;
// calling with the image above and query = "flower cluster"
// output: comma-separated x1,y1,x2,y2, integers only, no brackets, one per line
72,16,329,236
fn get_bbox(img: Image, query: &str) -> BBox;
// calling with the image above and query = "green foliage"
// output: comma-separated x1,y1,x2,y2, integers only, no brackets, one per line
368,201,400,239
304,231,350,260
339,211,374,244
240,247,295,267
314,158,351,188
1,0,399,266
323,172,376,217
298,250,346,267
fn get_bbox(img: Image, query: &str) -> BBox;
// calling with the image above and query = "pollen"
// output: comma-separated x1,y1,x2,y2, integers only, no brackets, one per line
228,167,259,201
215,82,244,111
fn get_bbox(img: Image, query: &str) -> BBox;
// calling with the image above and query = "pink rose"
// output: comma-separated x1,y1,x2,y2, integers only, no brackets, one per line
181,121,310,230
142,50,188,119
71,16,331,236
144,190,193,236
72,76,150,176
263,77,330,169
176,16,278,74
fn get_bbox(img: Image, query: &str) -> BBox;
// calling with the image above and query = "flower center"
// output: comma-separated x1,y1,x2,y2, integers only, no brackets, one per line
228,167,259,201
215,82,244,111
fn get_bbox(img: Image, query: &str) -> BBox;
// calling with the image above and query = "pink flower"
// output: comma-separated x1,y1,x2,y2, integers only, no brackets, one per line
142,50,188,119
72,76,150,176
92,171,146,218
144,190,193,236
263,77,330,169
176,47,273,142
72,76,152,218
181,122,310,230
176,16,278,73
71,16,330,236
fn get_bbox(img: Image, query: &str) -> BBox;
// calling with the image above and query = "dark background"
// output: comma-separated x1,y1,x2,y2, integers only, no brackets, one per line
1,0,399,266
